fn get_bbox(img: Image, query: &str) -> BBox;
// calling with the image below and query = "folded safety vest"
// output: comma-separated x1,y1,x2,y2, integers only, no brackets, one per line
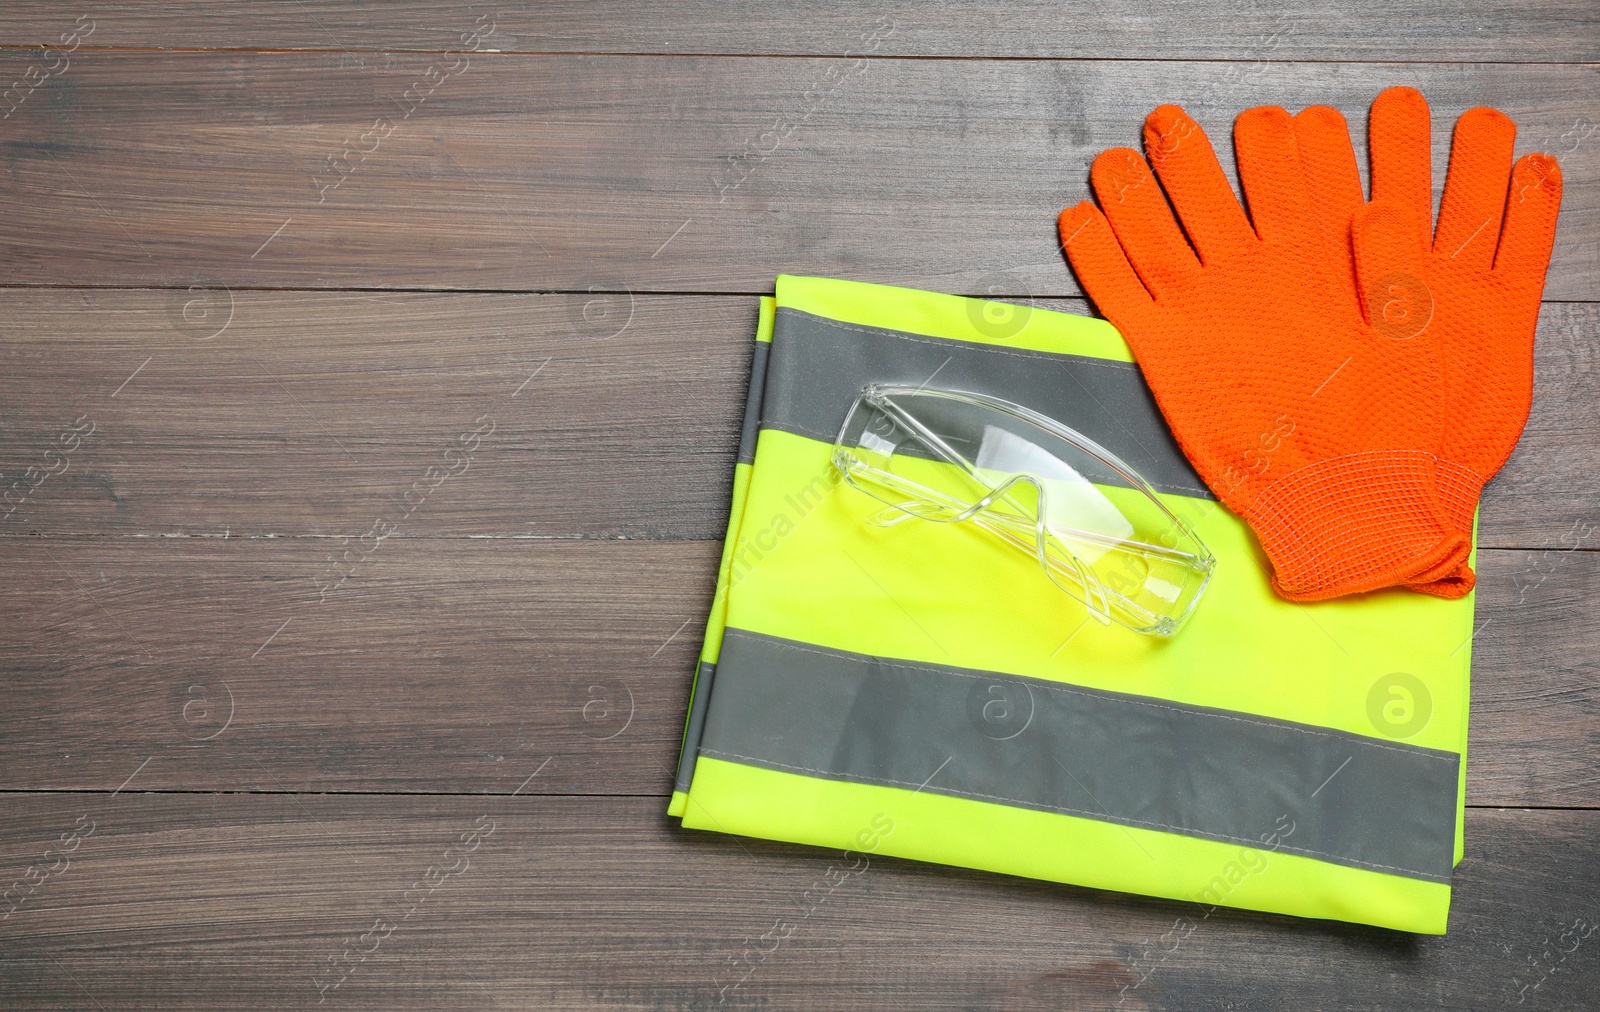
670,276,1474,934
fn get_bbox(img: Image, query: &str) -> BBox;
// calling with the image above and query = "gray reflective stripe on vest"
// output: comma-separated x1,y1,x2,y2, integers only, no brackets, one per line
762,308,1214,500
674,660,717,794
698,628,1458,882
736,340,772,466
674,330,778,795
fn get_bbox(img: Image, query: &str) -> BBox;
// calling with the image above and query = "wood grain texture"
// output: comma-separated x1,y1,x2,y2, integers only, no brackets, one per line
1,2,1597,62
1470,541,1600,807
0,289,754,540
0,10,1597,1007
0,536,718,798
0,795,1596,1009
0,535,1594,805
0,52,1595,297
0,290,1594,547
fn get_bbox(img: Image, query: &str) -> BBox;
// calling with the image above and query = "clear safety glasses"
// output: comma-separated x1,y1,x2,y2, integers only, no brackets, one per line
832,384,1214,637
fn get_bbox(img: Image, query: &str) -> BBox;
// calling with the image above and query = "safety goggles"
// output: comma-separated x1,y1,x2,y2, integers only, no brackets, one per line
832,384,1214,636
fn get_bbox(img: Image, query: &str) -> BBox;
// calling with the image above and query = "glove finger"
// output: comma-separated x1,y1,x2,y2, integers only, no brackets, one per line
1494,153,1562,283
1059,202,1156,326
1234,105,1316,244
1293,104,1365,290
1353,198,1434,340
1089,148,1200,296
1435,107,1516,267
1368,87,1434,246
1142,105,1256,264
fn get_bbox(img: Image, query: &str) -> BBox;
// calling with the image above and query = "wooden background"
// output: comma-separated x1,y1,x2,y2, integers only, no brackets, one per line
1,3,1597,1008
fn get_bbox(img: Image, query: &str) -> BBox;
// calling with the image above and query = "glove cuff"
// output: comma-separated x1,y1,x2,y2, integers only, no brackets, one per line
1430,458,1485,538
1407,563,1477,598
1402,458,1482,598
1244,451,1470,601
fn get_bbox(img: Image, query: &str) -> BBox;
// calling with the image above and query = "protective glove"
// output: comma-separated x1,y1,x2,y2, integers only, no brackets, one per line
1059,104,1469,601
1290,87,1563,597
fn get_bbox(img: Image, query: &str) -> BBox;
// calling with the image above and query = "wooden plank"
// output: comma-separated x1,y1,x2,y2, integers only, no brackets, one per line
0,52,1595,297
1,2,1596,62
0,795,1595,1007
0,536,720,798
1481,302,1600,549
0,289,754,541
1,290,1594,548
1472,536,1600,808
0,535,1594,805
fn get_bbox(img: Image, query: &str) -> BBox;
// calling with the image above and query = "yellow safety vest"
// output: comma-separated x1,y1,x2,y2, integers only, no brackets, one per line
671,275,1473,934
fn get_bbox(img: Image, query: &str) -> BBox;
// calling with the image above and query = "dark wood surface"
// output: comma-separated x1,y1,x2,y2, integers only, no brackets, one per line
0,52,1596,297
1,2,1596,61
0,4,1596,1009
1,798,1596,1010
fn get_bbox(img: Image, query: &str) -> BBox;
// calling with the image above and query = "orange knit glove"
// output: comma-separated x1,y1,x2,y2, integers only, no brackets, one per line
1291,87,1563,598
1059,104,1469,601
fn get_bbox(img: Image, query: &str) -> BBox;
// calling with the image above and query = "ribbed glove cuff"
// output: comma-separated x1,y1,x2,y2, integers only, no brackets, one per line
1400,458,1483,598
1406,564,1477,599
1246,451,1470,601
1428,458,1485,539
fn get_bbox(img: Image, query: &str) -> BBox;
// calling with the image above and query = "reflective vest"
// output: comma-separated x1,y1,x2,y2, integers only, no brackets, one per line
671,275,1473,934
